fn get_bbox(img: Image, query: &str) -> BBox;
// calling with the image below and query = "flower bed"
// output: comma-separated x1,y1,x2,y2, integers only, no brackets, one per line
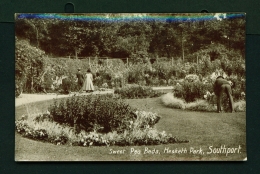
173,73,245,103
161,93,246,112
16,39,245,97
114,84,164,99
15,94,188,146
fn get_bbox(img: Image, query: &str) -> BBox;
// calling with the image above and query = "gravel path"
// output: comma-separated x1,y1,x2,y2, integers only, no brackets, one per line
152,86,173,90
15,86,173,107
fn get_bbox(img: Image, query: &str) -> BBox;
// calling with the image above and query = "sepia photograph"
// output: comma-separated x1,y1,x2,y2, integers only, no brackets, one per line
15,13,246,161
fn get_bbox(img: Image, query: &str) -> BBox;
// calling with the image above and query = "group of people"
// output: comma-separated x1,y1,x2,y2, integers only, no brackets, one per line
75,68,234,113
76,68,94,93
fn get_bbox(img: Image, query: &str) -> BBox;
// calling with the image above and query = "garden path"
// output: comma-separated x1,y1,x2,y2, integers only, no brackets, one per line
152,86,173,90
15,86,173,107
15,90,114,107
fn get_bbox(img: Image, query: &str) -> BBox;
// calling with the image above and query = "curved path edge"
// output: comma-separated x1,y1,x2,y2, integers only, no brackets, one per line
15,90,114,107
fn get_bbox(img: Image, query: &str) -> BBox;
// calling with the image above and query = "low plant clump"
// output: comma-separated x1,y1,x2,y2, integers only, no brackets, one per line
114,84,164,99
161,93,246,112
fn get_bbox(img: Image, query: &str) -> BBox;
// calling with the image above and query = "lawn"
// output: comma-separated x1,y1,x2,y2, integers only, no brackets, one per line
15,97,246,161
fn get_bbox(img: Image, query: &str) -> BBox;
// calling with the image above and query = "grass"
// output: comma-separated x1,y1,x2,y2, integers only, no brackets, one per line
15,97,246,161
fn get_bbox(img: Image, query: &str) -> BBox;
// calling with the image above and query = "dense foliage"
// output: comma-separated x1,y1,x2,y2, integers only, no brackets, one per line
173,75,245,103
15,13,245,96
15,38,46,94
48,94,136,133
16,13,245,60
174,80,212,103
114,84,164,99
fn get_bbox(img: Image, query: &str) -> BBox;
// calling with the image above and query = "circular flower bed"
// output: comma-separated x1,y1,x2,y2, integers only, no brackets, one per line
15,94,188,146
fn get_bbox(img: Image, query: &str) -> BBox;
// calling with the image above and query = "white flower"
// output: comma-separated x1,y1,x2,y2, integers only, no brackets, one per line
162,131,165,134
40,131,45,136
102,83,108,88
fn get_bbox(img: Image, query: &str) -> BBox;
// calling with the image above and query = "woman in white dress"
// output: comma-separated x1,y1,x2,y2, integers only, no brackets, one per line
82,69,94,92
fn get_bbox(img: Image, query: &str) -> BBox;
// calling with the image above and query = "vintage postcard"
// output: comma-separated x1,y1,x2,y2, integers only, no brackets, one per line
15,13,246,161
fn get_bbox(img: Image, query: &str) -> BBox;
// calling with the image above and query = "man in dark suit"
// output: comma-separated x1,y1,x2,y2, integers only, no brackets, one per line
76,68,84,92
213,76,234,113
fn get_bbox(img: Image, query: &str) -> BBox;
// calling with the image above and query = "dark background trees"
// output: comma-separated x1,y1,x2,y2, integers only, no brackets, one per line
15,13,245,61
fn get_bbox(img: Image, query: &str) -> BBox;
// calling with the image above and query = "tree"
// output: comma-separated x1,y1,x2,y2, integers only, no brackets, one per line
15,13,245,60
63,21,86,58
15,17,50,48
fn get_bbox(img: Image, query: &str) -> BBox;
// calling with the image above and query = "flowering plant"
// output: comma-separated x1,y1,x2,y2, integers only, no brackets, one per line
15,120,48,140
184,74,199,82
203,91,216,105
79,132,110,147
114,84,163,99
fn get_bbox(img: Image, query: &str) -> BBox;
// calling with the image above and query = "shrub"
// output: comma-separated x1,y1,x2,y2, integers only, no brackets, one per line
133,111,161,129
228,78,246,102
173,81,212,102
48,94,137,133
114,84,164,99
15,38,46,94
184,74,200,82
127,65,146,84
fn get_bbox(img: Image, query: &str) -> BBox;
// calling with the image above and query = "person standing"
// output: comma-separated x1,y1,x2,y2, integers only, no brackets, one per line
213,76,234,113
61,76,70,94
82,69,94,92
76,68,84,92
